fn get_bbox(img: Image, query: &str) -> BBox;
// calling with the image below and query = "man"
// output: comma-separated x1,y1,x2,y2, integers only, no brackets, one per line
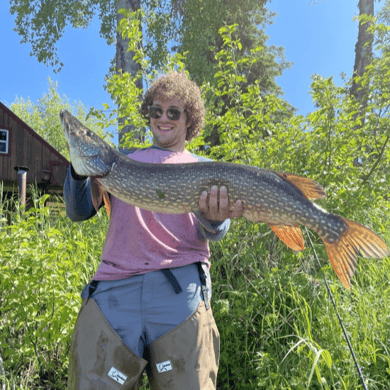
65,71,243,390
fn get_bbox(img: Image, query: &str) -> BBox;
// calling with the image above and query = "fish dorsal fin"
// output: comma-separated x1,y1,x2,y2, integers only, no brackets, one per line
274,172,327,200
269,224,305,251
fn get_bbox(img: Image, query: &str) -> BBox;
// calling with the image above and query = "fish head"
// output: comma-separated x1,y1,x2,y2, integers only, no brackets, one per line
60,110,116,177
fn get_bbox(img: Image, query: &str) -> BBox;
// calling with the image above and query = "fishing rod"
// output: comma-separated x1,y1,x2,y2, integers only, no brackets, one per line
304,227,368,390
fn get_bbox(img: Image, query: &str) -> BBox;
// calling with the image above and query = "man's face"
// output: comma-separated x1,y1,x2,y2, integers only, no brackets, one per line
150,97,189,152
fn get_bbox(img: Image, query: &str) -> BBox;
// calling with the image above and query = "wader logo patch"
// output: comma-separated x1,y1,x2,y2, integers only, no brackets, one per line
156,360,173,373
107,367,127,385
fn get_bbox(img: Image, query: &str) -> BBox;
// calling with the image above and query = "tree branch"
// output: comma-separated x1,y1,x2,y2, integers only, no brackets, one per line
357,130,390,191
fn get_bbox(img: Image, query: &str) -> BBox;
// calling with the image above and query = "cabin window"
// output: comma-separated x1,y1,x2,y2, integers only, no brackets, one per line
0,129,8,154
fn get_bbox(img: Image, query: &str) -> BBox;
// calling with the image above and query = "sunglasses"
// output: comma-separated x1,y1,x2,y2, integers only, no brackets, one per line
148,105,184,121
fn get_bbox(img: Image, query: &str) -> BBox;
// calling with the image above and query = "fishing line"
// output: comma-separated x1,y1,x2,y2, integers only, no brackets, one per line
0,354,5,390
304,227,368,390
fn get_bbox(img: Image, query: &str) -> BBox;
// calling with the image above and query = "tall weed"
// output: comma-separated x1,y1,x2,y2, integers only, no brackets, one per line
0,191,109,389
209,214,390,389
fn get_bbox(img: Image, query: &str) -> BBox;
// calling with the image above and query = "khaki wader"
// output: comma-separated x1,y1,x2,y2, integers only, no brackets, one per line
68,297,219,389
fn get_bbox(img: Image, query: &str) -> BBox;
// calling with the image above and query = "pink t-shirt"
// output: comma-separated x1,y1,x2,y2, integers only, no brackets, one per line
93,148,210,280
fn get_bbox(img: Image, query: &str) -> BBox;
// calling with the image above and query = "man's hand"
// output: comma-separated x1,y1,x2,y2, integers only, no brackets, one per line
198,186,243,222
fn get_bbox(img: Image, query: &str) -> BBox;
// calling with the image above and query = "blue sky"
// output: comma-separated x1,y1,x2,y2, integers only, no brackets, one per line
0,0,382,146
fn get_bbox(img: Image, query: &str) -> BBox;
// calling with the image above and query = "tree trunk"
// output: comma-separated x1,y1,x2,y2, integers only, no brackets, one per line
115,0,144,153
351,0,374,166
350,0,374,101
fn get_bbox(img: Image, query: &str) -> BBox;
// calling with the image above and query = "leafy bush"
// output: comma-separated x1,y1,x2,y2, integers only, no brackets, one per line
0,191,109,389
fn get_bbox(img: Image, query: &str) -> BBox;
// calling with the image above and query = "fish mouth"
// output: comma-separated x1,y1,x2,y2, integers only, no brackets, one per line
60,110,100,157
60,109,89,136
60,110,69,130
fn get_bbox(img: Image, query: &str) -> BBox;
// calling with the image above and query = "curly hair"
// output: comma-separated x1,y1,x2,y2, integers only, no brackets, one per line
140,71,205,142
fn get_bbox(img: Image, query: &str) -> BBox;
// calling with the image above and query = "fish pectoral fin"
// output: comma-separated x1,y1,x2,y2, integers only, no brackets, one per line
269,224,305,251
193,210,217,234
90,178,108,215
274,172,327,200
102,191,111,218
322,216,388,290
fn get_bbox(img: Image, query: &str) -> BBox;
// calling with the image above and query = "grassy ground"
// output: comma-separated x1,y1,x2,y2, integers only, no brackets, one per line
1,191,389,389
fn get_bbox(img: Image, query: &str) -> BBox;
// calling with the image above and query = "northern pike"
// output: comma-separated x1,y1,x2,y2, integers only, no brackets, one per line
60,109,388,289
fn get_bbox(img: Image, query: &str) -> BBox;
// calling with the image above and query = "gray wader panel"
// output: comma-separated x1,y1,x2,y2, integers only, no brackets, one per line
147,301,220,390
68,298,148,390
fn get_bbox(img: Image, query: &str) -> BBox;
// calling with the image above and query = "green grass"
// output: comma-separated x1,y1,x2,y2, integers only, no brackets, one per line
1,190,389,389
209,217,390,390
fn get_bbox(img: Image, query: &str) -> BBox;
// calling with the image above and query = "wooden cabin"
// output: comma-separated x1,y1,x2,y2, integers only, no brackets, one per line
0,102,69,205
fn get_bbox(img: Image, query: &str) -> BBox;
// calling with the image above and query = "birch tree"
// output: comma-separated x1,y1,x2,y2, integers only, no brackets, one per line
350,0,374,102
115,0,143,150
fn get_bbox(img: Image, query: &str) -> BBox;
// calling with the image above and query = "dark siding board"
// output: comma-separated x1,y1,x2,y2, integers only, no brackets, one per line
0,156,7,180
52,165,60,184
23,126,29,169
51,162,67,184
5,157,10,181
26,132,33,178
31,136,42,183
5,157,10,180
43,147,51,175
48,152,60,183
9,121,17,180
58,165,67,184
15,124,24,168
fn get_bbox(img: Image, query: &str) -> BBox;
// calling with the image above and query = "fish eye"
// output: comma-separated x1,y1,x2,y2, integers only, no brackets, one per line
86,130,92,137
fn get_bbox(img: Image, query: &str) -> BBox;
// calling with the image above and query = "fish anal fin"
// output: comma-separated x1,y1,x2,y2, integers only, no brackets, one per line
274,172,327,200
322,216,388,289
269,224,305,251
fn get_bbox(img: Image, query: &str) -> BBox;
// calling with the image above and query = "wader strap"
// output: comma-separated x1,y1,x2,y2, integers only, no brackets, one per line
86,280,99,304
197,262,210,310
161,269,183,294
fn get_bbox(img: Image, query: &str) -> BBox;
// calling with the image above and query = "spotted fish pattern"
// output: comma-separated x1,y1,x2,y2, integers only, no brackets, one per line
60,110,388,289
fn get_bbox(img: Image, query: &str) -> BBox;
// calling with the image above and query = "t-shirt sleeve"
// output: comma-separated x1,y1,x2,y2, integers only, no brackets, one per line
63,165,102,221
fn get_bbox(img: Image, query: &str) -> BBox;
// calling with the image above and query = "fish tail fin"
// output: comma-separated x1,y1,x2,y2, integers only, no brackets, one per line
269,224,305,251
322,216,388,289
